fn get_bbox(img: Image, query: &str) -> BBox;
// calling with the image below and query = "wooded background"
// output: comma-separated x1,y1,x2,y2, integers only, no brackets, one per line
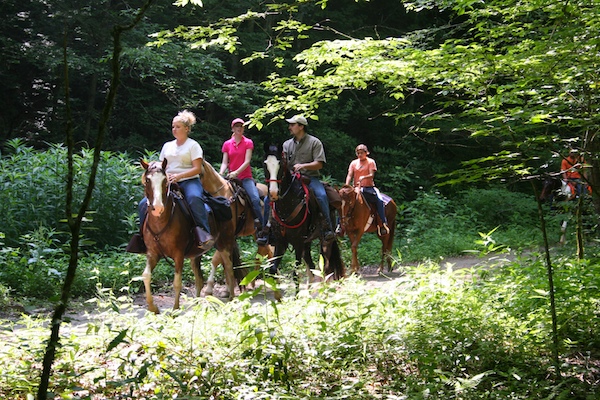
2,0,599,204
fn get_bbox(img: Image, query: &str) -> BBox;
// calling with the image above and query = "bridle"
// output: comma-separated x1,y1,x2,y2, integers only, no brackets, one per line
269,158,310,229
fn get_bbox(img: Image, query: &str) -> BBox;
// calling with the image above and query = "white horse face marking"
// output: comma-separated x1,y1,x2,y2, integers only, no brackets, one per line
149,171,166,217
264,154,280,201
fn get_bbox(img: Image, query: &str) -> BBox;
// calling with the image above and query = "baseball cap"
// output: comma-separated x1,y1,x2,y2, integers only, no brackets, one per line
285,115,308,126
231,118,245,128
355,144,369,154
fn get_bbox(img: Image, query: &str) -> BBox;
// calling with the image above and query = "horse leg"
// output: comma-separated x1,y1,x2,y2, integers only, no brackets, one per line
173,256,185,310
143,254,160,314
191,255,204,297
302,242,317,284
349,232,361,274
560,220,568,244
220,248,236,300
205,251,221,296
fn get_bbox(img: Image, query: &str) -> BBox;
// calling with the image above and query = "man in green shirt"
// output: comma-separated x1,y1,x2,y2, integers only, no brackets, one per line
283,115,335,242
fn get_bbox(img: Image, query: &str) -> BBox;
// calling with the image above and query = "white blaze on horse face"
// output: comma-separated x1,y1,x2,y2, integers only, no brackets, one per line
264,155,280,201
149,172,166,217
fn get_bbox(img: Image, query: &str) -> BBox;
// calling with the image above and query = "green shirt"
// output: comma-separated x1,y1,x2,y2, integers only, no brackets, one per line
283,134,327,178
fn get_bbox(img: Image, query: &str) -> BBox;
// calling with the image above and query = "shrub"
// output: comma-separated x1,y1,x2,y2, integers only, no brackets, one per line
0,140,141,248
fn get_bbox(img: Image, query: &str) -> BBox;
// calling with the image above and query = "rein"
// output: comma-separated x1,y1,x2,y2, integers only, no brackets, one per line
272,172,310,229
145,182,178,263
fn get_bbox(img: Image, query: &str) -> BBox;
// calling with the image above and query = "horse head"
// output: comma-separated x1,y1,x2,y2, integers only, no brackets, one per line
263,143,284,201
141,159,168,217
339,184,359,218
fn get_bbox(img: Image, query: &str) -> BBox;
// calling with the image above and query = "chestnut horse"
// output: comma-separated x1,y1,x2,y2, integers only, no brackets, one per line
140,159,209,313
199,160,273,296
263,143,345,293
338,184,397,274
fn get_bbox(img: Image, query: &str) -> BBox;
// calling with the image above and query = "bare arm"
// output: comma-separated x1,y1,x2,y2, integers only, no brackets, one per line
292,160,323,173
228,149,253,179
219,152,229,176
169,158,203,183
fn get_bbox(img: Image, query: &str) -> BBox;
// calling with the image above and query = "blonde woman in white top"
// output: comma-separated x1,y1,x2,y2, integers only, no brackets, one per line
139,110,214,250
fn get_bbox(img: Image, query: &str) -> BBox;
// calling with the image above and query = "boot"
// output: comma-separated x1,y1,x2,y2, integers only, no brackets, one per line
126,233,146,254
377,222,390,236
254,219,268,246
194,226,215,252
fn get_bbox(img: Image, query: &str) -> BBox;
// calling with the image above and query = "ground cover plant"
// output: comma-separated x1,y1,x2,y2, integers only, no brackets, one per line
1,251,598,399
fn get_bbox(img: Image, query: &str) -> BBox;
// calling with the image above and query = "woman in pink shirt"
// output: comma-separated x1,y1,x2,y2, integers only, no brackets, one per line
219,118,268,245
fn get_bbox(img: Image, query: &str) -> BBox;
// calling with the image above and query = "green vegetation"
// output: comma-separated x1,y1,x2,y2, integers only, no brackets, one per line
1,253,598,399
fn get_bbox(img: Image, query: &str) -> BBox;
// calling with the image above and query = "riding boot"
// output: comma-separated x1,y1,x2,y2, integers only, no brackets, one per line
126,232,146,253
194,226,215,252
322,217,335,242
126,214,147,253
255,218,269,246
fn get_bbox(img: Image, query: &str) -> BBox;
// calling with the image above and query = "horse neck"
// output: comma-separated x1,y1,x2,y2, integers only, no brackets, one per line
201,161,229,196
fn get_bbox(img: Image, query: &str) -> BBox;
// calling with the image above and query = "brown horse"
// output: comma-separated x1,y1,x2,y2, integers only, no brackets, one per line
139,159,208,313
199,160,273,297
338,184,397,274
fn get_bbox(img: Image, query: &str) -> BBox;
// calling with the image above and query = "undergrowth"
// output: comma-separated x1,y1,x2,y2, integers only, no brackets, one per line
1,254,598,399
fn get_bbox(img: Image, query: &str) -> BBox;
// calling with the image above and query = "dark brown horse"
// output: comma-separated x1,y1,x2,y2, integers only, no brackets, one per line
199,160,273,297
338,184,397,274
263,143,345,293
139,159,208,313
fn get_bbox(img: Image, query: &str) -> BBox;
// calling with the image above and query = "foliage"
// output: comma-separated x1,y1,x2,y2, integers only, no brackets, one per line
0,140,140,247
1,254,599,399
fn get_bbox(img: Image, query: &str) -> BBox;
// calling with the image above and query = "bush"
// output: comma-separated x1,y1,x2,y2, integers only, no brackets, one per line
0,140,141,248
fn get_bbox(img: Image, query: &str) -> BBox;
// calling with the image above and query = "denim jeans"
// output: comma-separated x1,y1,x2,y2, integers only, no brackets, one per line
308,177,333,230
138,177,210,233
241,178,264,227
361,186,387,224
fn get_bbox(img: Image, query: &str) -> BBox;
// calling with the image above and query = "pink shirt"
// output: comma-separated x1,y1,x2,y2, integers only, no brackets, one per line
348,157,377,187
221,135,254,180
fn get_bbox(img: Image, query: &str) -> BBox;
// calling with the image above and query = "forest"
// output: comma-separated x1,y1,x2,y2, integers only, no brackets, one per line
1,0,599,398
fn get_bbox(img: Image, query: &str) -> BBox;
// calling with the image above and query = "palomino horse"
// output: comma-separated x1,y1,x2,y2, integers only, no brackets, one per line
199,159,273,296
263,143,345,292
139,159,208,313
338,184,397,274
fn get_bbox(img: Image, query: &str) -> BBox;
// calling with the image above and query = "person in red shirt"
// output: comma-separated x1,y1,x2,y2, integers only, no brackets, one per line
219,118,268,245
561,148,587,198
345,144,389,235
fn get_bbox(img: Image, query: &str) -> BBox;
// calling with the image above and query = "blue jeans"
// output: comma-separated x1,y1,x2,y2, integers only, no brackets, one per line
242,178,264,227
362,186,387,224
309,177,333,230
138,177,210,233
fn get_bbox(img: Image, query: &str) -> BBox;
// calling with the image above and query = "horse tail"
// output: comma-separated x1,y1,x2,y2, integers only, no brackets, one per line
231,241,249,287
327,239,346,280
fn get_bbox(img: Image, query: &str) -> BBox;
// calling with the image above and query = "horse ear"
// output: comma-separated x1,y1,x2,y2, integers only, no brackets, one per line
140,159,149,169
162,158,168,170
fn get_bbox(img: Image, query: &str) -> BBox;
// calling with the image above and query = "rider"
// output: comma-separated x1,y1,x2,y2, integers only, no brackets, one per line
219,117,269,245
345,144,390,235
561,148,587,198
282,114,336,242
135,110,214,252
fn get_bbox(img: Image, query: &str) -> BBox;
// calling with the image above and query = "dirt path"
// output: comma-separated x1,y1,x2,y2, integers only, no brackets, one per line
0,251,519,323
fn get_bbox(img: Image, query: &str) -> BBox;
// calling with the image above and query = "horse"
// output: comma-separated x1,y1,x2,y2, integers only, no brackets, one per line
539,173,592,244
199,159,273,297
263,143,345,293
338,184,397,274
139,159,208,313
